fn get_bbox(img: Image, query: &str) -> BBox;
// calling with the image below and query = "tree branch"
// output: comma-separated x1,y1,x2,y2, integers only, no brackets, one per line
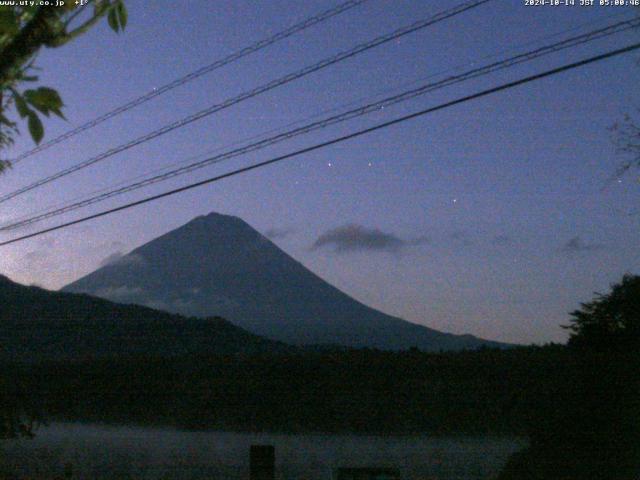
49,7,109,47
0,6,60,86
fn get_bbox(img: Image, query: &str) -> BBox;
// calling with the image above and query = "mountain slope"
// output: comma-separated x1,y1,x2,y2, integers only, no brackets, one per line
63,212,508,351
0,274,291,362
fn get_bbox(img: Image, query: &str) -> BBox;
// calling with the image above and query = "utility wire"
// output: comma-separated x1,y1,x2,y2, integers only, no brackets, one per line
14,8,624,225
1,41,638,247
0,0,490,205
9,0,370,164
2,16,637,231
0,12,633,228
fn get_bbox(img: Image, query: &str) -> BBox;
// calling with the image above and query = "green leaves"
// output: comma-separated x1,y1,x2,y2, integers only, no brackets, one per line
12,90,30,118
108,1,127,32
24,87,65,119
0,112,14,128
0,9,19,37
0,159,10,174
0,9,19,51
27,111,43,144
0,2,127,155
9,86,65,145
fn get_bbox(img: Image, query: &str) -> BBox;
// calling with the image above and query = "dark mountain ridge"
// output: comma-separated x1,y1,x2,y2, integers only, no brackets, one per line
0,275,291,362
64,212,509,351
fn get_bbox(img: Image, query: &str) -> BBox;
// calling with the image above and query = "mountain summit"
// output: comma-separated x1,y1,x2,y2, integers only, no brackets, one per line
63,212,506,351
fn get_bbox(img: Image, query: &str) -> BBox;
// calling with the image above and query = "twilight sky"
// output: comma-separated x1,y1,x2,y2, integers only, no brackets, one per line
0,0,638,344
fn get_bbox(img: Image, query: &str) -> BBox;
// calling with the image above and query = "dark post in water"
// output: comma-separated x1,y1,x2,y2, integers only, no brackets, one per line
250,445,275,480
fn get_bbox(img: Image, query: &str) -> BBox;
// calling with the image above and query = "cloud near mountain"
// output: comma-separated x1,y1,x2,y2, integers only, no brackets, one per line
264,227,295,240
562,236,604,254
312,224,429,253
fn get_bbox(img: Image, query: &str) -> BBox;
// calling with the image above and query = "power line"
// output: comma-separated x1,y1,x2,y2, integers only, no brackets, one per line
0,0,490,205
2,16,636,231
1,41,637,247
12,9,626,227
12,7,628,232
9,0,370,164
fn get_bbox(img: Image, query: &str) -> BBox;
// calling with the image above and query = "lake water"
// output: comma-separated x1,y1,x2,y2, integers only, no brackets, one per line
0,423,526,479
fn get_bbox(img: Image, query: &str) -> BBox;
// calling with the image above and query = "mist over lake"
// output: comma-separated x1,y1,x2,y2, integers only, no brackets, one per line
1,423,526,480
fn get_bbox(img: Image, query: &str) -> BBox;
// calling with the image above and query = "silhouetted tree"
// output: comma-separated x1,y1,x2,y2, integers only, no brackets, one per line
499,274,640,480
610,112,640,182
609,9,640,184
563,274,640,351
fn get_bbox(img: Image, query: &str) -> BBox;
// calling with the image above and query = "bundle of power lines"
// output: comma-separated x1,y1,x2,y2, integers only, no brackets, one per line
0,0,638,246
